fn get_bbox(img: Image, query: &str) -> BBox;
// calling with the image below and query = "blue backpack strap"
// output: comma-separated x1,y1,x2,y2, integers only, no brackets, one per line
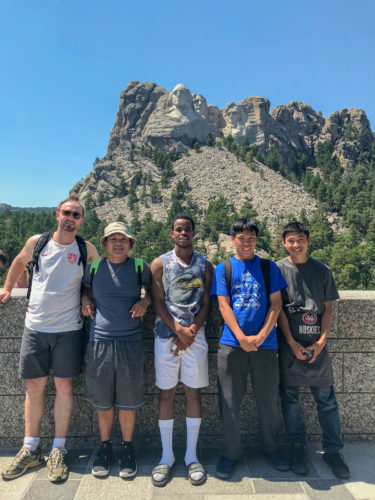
134,258,144,288
27,231,53,299
89,258,102,286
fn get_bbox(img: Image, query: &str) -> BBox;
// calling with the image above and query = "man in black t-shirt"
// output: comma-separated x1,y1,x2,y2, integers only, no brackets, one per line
277,221,350,479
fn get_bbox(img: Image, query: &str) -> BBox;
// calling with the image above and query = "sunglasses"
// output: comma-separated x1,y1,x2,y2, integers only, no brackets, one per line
60,210,82,220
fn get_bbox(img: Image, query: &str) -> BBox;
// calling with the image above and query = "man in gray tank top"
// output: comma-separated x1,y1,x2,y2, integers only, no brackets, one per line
151,214,214,487
0,195,99,483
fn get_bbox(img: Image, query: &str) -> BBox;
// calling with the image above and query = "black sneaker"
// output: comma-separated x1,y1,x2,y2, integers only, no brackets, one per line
216,455,237,479
119,441,137,478
92,442,113,477
266,451,290,471
323,452,350,479
290,442,309,476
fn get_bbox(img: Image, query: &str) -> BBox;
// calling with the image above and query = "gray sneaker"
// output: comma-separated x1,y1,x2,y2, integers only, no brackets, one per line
1,445,43,480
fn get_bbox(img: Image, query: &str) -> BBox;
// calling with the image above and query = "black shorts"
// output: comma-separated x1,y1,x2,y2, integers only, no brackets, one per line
19,327,84,379
85,339,145,411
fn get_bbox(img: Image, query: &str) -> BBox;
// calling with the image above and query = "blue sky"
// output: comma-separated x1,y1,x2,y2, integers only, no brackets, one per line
1,0,374,207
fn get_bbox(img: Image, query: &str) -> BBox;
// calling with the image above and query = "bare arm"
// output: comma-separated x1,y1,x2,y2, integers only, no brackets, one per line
150,257,197,347
307,301,333,364
85,241,100,264
277,308,306,361
254,290,283,347
129,286,151,318
217,295,254,350
218,290,282,352
16,269,29,288
0,235,39,305
81,284,95,320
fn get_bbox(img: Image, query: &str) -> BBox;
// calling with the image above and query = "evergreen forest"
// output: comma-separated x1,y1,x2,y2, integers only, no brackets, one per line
1,134,375,290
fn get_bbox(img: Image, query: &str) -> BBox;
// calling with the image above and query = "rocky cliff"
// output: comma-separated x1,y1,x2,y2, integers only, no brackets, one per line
72,81,373,231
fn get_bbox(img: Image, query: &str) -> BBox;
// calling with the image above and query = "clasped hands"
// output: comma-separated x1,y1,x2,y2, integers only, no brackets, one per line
171,323,198,357
238,332,266,352
289,339,324,364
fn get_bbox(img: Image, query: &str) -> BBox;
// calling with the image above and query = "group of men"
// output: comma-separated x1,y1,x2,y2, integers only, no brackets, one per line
0,194,350,486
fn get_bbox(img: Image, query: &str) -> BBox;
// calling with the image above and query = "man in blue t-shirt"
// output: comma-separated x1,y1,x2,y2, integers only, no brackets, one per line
210,218,289,479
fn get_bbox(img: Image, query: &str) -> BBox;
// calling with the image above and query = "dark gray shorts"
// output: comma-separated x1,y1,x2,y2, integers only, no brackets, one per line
84,339,145,411
19,327,84,379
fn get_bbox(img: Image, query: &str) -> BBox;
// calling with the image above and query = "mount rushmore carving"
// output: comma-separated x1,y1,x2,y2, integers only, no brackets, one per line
106,81,373,170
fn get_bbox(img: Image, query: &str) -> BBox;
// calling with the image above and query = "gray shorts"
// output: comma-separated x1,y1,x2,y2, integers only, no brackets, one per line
19,327,84,379
84,339,145,411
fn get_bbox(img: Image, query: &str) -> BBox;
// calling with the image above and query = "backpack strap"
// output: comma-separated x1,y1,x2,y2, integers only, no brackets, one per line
27,232,53,299
90,258,144,288
27,232,88,299
89,258,103,286
75,235,87,268
223,259,232,292
134,257,144,288
260,258,270,298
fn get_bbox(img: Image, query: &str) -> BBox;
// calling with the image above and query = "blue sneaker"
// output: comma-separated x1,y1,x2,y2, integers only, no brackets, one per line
216,455,237,479
266,452,290,471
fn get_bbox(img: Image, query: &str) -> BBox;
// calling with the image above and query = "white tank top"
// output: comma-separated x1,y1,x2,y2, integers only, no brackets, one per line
25,238,84,333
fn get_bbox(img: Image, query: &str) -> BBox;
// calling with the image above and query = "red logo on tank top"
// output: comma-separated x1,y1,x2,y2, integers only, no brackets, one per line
68,253,78,265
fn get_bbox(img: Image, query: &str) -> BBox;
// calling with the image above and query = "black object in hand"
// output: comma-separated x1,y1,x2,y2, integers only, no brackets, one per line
301,349,314,360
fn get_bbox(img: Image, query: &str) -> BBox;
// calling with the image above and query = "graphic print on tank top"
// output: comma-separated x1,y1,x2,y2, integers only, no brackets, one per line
154,250,206,338
168,271,203,307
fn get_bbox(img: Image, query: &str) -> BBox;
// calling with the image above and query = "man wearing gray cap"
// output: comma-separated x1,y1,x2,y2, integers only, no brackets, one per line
81,222,152,479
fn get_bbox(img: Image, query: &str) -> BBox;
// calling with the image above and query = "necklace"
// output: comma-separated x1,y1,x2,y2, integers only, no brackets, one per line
106,259,125,279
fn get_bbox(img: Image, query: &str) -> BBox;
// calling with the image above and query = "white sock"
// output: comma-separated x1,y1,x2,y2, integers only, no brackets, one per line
23,437,40,452
184,417,201,465
158,419,175,467
51,437,66,452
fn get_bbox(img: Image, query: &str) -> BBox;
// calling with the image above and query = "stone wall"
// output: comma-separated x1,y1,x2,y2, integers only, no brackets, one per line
0,290,374,448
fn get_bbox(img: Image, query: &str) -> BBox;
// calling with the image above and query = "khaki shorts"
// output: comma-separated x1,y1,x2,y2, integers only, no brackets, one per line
154,329,209,390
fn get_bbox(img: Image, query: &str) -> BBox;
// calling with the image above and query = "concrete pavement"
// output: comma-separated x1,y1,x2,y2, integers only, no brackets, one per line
1,442,374,499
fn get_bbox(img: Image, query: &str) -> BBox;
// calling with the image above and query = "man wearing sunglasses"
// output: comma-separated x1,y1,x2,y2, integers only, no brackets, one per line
0,194,99,483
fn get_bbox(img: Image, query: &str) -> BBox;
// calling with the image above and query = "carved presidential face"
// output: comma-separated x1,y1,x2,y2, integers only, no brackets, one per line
192,94,208,118
169,84,192,110
207,105,222,128
225,103,244,126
